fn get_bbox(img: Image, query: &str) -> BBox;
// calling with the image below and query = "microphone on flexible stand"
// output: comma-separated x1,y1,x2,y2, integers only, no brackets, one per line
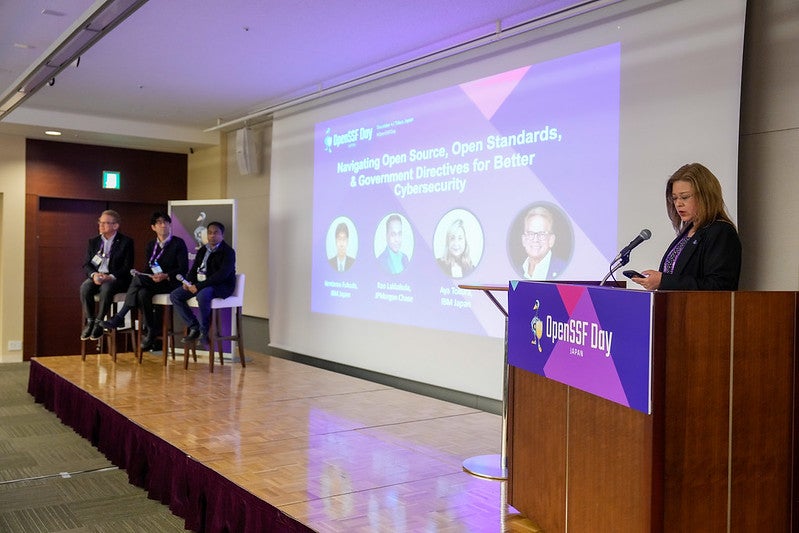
614,229,652,263
600,229,652,286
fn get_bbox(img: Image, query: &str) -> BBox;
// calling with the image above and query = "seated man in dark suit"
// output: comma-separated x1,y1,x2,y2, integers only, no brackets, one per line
101,212,188,351
170,221,236,346
79,210,134,340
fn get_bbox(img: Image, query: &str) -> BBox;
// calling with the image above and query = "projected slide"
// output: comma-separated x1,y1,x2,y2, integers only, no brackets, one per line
312,43,620,337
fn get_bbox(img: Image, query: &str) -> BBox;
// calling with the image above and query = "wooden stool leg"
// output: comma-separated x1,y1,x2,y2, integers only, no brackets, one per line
215,309,224,369
216,311,225,367
209,316,215,373
109,329,117,362
136,309,144,364
180,327,198,370
183,338,191,370
235,307,246,368
213,309,225,366
162,306,171,366
208,309,217,372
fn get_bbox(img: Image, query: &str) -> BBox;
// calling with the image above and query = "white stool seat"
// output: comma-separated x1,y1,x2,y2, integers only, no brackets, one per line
184,274,246,372
153,274,246,372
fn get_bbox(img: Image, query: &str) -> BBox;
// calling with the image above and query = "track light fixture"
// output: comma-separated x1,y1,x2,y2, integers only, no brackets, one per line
0,0,148,120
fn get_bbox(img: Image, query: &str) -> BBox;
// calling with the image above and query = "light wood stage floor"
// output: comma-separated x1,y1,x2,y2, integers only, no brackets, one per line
27,351,541,532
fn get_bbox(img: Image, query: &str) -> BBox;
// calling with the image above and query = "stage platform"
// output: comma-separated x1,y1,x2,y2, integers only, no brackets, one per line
27,351,539,532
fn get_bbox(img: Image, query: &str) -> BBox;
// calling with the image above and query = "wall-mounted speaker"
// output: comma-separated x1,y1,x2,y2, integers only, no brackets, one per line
235,127,260,175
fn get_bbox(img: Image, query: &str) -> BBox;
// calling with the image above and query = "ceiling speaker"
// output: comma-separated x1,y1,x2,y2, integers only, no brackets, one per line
235,127,259,175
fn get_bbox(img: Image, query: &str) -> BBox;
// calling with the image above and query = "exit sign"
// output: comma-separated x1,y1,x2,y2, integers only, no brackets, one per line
102,170,121,189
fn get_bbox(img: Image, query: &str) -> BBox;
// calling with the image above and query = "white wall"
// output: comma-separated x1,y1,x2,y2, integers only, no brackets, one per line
738,0,799,290
223,124,271,319
0,134,26,361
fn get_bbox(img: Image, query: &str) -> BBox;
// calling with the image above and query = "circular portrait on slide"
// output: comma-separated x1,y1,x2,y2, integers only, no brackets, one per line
326,217,358,272
374,213,414,275
507,201,573,281
433,208,484,279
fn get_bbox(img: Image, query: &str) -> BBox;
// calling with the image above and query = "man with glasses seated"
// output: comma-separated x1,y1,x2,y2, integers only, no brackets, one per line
79,210,134,341
100,212,188,352
520,206,566,280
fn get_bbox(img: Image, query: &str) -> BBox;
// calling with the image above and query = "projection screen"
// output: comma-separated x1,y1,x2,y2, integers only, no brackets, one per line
269,0,746,399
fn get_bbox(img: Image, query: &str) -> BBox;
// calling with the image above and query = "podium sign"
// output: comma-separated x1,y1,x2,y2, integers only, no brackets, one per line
508,281,653,414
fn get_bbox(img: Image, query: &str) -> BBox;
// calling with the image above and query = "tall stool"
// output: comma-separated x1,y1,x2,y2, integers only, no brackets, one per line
150,293,179,365
112,309,138,360
81,293,134,361
183,273,246,372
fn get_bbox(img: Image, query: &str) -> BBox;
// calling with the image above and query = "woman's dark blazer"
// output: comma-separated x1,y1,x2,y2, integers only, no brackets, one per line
658,219,741,290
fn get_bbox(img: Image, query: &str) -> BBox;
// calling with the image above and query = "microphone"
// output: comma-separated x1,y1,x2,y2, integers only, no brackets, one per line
131,269,153,278
176,274,192,286
601,229,652,286
617,229,652,259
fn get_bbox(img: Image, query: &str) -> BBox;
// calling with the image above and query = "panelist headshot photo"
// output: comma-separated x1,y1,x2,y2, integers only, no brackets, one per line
326,217,358,272
508,202,573,280
434,209,484,279
374,213,413,275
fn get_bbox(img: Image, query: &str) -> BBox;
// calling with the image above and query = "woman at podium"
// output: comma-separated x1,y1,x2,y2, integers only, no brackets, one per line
632,162,741,291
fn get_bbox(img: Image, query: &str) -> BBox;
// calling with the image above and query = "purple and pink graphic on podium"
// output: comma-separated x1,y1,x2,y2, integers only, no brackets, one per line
508,281,653,414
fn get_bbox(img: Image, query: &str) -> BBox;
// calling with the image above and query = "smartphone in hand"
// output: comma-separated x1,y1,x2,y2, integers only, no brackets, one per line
622,269,644,279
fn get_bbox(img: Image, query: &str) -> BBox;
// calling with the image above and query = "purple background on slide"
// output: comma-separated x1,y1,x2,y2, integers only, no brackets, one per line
312,43,620,337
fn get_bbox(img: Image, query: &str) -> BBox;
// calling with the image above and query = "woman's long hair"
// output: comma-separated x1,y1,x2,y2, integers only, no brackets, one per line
442,219,473,270
665,163,735,233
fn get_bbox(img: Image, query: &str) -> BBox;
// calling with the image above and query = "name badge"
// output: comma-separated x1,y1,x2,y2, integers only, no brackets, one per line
150,262,163,275
197,273,207,282
91,253,103,267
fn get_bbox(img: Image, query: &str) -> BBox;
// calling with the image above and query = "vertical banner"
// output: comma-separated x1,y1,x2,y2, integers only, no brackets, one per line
508,281,653,414
168,200,237,353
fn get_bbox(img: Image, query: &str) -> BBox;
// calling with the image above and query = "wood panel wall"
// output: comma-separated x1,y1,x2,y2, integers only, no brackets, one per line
24,139,188,359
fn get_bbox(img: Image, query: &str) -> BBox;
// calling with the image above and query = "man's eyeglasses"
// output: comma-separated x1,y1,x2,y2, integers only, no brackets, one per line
670,193,694,204
522,231,551,241
98,220,117,226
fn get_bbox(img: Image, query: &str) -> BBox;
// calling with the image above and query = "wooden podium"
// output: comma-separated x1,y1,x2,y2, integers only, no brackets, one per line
506,290,799,532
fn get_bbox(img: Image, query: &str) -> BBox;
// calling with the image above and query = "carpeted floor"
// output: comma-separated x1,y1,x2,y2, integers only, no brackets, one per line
0,362,189,532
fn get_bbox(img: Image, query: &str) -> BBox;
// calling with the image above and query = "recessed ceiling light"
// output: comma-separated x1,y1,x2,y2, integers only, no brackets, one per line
14,43,34,49
44,130,62,136
42,9,66,17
